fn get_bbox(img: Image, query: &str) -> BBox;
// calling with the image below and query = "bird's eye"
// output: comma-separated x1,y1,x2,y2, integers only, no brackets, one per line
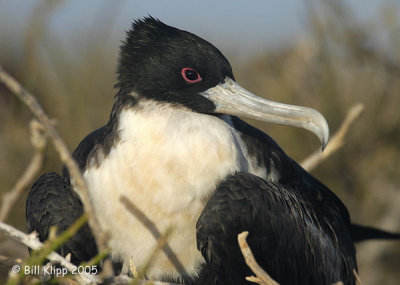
181,68,202,83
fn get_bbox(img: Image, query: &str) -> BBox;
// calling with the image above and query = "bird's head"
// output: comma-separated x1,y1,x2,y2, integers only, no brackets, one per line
116,16,329,148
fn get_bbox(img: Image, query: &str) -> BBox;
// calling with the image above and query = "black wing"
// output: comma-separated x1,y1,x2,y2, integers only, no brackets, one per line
26,172,97,264
350,224,400,242
230,116,400,243
196,172,357,285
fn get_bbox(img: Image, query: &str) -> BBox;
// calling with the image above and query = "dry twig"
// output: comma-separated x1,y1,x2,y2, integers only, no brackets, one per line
0,65,111,275
301,103,365,171
0,120,46,222
120,196,187,277
0,221,98,284
238,232,348,285
353,269,363,285
238,231,279,285
113,275,183,285
0,221,182,285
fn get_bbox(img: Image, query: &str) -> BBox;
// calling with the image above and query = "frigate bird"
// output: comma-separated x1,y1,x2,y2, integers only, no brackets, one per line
26,17,400,285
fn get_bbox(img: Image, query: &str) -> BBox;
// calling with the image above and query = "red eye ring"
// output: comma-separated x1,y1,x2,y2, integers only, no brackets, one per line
181,67,202,83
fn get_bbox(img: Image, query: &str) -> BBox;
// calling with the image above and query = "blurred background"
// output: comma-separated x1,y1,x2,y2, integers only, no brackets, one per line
0,0,399,284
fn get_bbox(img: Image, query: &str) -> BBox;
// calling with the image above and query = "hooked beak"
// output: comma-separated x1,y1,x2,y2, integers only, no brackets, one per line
201,77,329,149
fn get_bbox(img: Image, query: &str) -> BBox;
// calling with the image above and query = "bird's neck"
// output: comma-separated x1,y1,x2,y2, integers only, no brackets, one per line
115,102,242,204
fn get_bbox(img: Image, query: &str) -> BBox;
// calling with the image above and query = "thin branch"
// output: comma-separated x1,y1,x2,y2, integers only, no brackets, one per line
113,275,183,285
238,233,349,285
120,196,187,277
353,269,363,285
140,227,175,279
238,231,279,285
301,103,365,171
129,257,141,279
0,221,182,285
81,250,108,268
0,120,46,222
0,66,110,273
0,221,98,284
25,214,89,269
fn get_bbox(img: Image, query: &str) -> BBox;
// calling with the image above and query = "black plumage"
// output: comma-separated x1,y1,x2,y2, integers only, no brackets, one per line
26,172,97,264
25,17,400,285
195,117,357,285
197,172,356,285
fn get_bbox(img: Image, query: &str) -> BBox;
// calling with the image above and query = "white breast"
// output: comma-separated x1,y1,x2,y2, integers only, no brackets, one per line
82,104,254,280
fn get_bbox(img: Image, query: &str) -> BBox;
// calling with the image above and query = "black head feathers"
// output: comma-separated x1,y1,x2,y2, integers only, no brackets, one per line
115,16,234,113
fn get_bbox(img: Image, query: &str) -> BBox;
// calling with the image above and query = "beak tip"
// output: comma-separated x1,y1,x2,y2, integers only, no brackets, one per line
318,114,330,152
321,141,328,152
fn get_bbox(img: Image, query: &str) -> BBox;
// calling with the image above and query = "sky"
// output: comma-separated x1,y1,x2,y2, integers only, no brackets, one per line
0,0,398,59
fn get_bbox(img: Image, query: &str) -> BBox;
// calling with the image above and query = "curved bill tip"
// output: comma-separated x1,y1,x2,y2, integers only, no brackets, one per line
317,118,329,151
201,77,330,149
321,131,329,152
302,107,329,151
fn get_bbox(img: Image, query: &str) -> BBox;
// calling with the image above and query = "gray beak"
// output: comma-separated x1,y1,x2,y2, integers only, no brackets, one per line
201,77,329,149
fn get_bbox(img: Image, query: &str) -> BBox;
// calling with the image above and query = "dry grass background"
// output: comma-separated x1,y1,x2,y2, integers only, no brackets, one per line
0,1,399,284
